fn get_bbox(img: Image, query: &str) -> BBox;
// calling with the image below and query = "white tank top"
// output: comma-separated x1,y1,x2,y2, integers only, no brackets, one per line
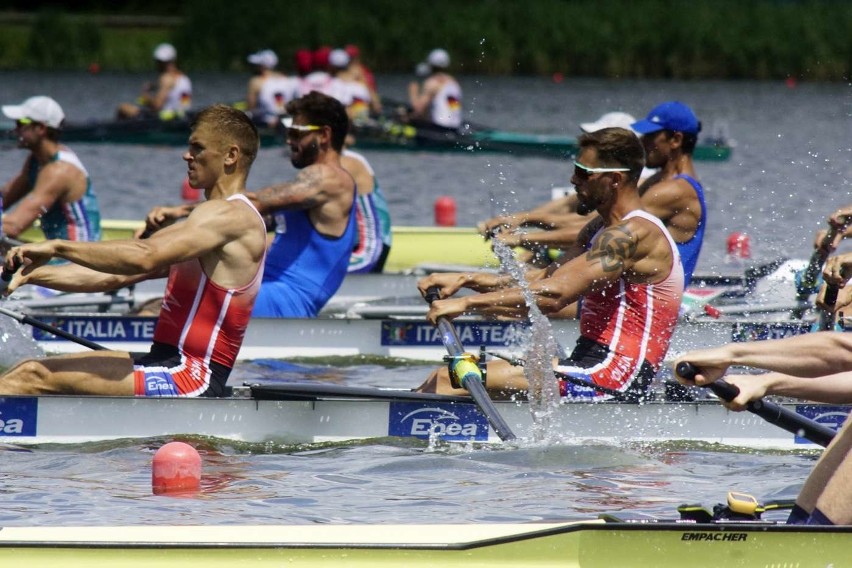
431,78,462,128
257,76,299,121
163,74,192,114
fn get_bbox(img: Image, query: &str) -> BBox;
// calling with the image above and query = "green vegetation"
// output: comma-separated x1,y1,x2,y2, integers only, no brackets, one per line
1,0,850,80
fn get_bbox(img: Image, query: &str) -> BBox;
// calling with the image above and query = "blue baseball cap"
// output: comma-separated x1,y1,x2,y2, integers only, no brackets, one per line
631,101,701,135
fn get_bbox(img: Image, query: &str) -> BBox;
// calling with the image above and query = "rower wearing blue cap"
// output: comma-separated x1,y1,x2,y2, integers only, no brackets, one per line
631,101,706,287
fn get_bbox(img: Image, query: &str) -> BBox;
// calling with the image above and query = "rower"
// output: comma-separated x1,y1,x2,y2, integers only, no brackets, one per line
416,127,684,402
673,269,852,525
0,104,267,398
138,92,356,318
116,43,193,121
245,49,299,128
407,48,463,129
478,101,706,299
1,96,101,246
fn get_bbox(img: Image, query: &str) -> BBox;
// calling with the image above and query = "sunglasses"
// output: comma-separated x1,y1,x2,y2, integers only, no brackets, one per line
281,116,322,137
573,161,630,180
15,118,39,128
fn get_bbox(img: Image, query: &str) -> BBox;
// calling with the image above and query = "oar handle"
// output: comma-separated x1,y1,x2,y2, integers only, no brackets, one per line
676,362,835,447
818,283,839,331
425,285,517,442
0,256,23,294
823,283,839,308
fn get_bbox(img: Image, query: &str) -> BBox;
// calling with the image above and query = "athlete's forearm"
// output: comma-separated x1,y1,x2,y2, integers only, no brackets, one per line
724,332,852,377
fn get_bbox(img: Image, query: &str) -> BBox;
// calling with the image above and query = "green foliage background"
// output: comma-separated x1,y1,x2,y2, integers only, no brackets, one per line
0,0,849,80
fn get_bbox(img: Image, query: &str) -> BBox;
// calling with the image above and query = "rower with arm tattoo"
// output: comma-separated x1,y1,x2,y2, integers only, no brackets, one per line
416,127,684,401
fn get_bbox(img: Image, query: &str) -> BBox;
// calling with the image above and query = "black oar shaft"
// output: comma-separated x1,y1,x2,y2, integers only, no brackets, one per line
676,362,835,448
0,306,107,351
426,287,517,442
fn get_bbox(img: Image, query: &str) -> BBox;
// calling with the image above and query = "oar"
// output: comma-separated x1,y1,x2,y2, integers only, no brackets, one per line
0,262,107,351
793,224,843,318
424,287,517,442
675,362,835,447
817,283,839,331
0,306,107,351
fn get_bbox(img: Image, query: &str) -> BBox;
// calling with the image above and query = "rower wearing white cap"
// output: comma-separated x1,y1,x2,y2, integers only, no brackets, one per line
246,49,299,127
328,48,373,122
407,48,462,129
1,96,101,244
117,43,193,120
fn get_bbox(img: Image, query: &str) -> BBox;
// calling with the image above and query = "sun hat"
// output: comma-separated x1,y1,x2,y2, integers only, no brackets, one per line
328,49,351,69
153,43,177,62
247,49,278,69
2,96,65,129
580,111,637,133
631,101,701,135
427,48,450,68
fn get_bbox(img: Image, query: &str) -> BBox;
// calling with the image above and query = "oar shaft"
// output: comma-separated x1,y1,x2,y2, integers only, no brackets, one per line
676,362,835,447
0,306,107,351
426,287,517,442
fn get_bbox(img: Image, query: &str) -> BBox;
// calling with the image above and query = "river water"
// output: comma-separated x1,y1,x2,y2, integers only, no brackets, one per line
0,71,848,526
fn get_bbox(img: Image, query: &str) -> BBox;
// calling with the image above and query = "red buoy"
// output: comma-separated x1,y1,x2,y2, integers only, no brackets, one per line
434,196,457,227
181,177,201,202
726,232,751,259
152,441,201,496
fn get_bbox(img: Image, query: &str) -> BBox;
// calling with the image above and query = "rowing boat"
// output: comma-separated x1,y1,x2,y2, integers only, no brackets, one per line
0,381,846,448
19,114,733,162
26,311,807,363
0,518,848,567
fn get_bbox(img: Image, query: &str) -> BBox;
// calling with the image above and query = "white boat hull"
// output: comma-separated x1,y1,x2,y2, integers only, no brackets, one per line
0,384,846,449
26,313,771,362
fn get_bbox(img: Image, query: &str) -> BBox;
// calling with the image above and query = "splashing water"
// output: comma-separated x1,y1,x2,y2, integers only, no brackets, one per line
490,238,561,441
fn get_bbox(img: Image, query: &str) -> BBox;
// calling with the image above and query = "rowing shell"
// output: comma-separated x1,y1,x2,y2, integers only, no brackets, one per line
25,308,823,364
0,383,846,448
0,519,848,567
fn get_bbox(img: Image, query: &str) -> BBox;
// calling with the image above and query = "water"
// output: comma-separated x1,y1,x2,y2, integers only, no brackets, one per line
0,71,848,526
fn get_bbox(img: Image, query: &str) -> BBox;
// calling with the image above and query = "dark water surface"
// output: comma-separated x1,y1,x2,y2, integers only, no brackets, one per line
0,72,848,526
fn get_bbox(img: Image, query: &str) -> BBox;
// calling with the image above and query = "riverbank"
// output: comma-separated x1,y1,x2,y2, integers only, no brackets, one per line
1,1,850,80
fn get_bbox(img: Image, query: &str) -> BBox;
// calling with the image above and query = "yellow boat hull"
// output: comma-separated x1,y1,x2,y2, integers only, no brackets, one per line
1,521,849,567
20,221,502,272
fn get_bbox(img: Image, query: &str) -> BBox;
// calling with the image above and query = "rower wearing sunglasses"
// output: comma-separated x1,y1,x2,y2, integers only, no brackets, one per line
139,91,356,318
416,127,683,401
1,96,101,246
478,101,704,291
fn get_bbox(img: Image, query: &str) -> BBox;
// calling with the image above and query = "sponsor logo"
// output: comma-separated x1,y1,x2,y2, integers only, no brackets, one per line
681,532,748,542
381,320,530,348
388,402,489,441
31,317,156,343
0,397,38,436
795,405,849,444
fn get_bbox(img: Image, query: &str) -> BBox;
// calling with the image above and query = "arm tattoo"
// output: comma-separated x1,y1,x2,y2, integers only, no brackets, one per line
259,167,323,210
585,225,637,273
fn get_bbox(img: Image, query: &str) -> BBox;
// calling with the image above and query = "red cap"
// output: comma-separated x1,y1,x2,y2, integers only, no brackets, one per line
312,46,332,70
344,44,360,59
294,48,313,75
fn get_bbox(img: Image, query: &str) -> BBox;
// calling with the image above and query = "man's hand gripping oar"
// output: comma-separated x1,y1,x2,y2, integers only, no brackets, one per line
794,216,850,319
675,362,835,448
0,249,107,351
424,286,517,442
